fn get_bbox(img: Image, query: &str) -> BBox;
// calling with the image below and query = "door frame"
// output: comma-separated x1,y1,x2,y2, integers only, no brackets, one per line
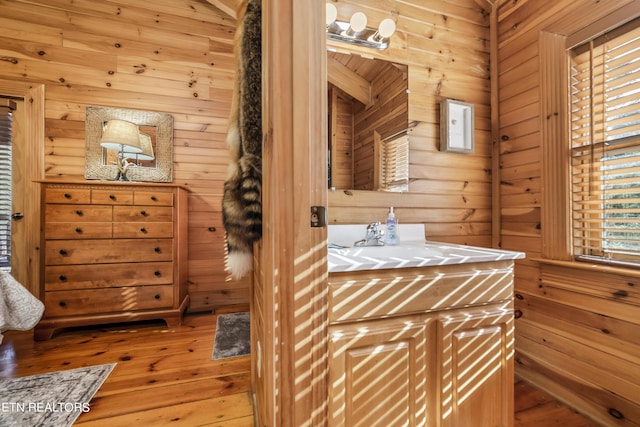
0,80,45,296
257,0,329,424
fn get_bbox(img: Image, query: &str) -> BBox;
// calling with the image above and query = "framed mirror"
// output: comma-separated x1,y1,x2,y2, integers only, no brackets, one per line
85,106,173,182
327,51,409,191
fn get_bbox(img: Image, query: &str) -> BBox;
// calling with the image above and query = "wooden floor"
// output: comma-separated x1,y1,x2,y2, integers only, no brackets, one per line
1,309,598,426
0,308,253,426
514,380,600,427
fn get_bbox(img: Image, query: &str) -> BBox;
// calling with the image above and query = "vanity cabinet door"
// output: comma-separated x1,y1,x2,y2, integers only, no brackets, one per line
438,303,514,427
328,316,433,427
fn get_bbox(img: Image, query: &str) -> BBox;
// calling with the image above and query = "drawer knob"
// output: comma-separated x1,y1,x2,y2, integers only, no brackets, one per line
140,227,147,233
59,301,67,307
154,270,161,276
75,210,83,216
59,274,67,281
64,193,71,199
608,408,624,420
140,210,148,216
154,247,161,253
151,196,158,201
154,294,161,300
59,249,68,256
75,227,82,234
109,194,116,200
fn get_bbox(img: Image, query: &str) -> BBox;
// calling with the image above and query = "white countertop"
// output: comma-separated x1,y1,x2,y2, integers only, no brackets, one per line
328,224,525,273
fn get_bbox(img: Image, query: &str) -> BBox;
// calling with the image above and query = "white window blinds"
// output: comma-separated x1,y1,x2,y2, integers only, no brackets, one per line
570,18,640,264
376,131,409,192
0,99,15,271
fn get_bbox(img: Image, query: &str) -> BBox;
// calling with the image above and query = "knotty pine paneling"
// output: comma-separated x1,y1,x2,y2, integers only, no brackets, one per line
328,0,492,246
497,0,640,424
352,61,407,190
0,0,246,311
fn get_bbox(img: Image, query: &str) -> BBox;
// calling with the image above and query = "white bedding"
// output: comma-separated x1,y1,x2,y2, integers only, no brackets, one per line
0,271,44,344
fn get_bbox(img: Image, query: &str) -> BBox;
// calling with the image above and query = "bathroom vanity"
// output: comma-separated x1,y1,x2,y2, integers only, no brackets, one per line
327,226,524,426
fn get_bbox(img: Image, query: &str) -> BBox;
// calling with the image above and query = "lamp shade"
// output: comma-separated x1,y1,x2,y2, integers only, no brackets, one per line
122,132,155,161
99,119,143,153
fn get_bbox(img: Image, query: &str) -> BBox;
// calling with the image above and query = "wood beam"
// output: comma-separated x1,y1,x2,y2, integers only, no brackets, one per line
205,0,238,19
327,56,372,107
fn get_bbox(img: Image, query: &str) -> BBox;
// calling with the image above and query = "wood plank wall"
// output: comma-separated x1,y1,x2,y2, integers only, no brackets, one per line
352,61,407,190
326,0,493,247
0,0,246,312
328,86,355,189
496,0,640,424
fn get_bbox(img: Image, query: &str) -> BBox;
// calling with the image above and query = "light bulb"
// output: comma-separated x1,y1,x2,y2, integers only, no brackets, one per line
378,18,396,38
349,12,367,33
326,3,337,27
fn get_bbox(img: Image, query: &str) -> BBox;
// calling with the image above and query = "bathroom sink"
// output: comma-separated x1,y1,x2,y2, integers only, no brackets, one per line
329,242,443,260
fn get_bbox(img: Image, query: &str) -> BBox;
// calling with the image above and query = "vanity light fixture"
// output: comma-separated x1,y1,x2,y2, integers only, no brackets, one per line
326,3,396,50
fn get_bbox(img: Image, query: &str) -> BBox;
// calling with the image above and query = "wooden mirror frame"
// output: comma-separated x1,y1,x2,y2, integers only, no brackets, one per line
84,106,173,182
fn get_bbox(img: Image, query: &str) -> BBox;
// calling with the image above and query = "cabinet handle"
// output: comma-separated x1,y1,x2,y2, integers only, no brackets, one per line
154,294,161,300
514,309,523,319
109,194,116,200
140,210,148,216
75,227,82,234
59,275,67,281
151,196,158,201
75,210,83,216
154,247,161,253
59,249,68,256
64,193,71,199
140,227,147,233
59,301,67,307
154,271,161,276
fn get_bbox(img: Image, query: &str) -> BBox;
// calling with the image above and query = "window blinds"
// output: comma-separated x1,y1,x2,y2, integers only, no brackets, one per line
570,17,640,264
0,99,14,270
379,132,409,192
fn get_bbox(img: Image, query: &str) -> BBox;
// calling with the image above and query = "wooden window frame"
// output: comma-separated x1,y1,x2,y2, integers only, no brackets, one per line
541,14,640,265
373,129,409,192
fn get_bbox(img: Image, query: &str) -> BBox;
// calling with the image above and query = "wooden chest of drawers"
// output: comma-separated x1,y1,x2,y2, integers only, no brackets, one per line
34,181,189,340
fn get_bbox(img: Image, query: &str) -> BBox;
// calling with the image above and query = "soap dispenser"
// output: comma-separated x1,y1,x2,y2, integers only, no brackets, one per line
385,207,399,246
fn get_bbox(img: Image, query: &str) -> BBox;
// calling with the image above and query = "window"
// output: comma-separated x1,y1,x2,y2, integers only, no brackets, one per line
570,18,640,265
374,130,409,192
0,99,15,271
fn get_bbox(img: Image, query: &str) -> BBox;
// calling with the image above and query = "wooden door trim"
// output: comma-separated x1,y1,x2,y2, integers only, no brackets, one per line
259,0,329,425
0,80,44,296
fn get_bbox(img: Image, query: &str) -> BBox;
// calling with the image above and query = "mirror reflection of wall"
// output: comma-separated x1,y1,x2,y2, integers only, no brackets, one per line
327,51,408,191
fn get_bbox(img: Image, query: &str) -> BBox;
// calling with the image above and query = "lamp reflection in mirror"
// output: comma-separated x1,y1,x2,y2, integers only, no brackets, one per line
122,132,155,166
326,3,396,50
99,119,142,181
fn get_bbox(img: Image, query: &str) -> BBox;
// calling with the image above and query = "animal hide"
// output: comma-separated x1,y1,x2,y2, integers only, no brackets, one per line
222,0,262,280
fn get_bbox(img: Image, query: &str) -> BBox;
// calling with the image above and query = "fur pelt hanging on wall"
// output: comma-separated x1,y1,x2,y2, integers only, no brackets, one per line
222,0,262,280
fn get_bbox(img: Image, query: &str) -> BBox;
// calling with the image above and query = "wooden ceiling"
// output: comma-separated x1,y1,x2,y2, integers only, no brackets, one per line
205,0,237,19
327,51,407,107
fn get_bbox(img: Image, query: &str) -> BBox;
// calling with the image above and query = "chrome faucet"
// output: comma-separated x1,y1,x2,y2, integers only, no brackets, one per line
354,222,385,246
